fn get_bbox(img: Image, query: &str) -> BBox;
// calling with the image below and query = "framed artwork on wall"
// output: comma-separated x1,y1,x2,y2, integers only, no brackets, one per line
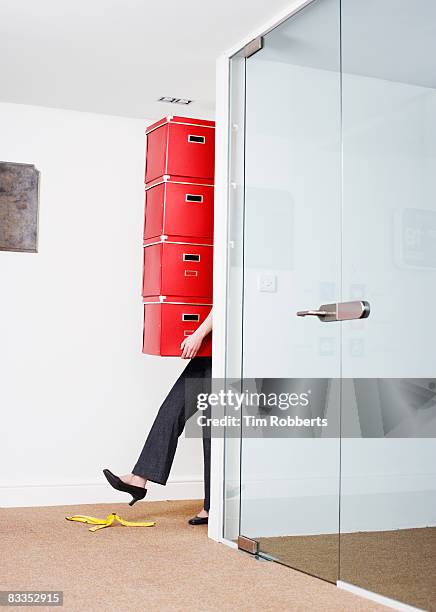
0,161,40,253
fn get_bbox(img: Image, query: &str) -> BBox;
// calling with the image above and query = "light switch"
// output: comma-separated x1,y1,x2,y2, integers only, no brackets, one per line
258,274,277,293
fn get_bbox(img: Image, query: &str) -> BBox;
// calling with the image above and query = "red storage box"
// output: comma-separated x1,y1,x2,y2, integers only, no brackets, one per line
144,175,214,242
145,116,215,183
143,296,212,356
143,237,213,298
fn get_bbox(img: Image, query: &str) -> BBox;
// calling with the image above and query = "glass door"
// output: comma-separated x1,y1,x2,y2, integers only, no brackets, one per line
227,0,436,605
339,0,436,609
238,0,342,583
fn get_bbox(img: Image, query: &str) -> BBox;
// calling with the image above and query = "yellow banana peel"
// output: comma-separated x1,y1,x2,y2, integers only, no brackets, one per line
66,512,155,532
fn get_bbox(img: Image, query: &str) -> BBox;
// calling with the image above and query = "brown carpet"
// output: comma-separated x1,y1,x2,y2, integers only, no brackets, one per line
0,500,388,611
260,527,436,611
259,534,339,584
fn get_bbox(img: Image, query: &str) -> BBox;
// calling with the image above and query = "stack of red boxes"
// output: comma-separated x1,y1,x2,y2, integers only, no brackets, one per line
142,115,215,356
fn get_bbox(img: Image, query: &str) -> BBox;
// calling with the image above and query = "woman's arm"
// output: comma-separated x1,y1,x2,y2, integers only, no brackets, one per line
180,309,212,359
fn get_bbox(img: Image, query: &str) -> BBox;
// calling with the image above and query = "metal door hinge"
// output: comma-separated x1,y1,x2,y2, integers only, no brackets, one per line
243,37,263,59
238,535,259,554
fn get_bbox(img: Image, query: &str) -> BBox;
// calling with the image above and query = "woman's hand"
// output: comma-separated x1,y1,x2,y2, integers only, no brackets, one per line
180,331,204,359
180,310,212,359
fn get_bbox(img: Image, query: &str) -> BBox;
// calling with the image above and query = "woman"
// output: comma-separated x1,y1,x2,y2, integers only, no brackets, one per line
103,310,212,525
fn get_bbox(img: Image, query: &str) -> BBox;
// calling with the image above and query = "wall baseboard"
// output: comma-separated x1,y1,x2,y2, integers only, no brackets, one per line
0,478,204,508
337,581,424,612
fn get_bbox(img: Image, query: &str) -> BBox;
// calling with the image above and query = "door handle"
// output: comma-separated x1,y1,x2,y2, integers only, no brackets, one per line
296,309,330,317
297,300,370,322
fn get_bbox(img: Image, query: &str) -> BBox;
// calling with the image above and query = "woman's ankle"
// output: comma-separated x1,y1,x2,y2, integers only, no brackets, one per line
131,474,147,488
121,473,147,488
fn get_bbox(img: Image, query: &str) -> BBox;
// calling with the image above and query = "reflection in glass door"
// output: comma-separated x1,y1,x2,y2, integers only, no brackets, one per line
238,0,342,583
225,0,436,607
339,0,436,609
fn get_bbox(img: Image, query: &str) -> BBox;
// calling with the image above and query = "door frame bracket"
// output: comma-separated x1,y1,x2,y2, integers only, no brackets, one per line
238,535,259,554
243,36,263,58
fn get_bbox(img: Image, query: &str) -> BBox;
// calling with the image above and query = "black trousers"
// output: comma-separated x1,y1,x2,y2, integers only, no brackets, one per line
132,357,212,511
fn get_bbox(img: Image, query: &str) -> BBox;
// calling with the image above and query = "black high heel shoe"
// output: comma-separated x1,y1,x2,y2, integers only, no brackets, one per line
103,469,147,506
188,515,208,525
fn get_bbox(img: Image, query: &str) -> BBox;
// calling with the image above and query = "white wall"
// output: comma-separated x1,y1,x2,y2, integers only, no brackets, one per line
0,102,204,507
